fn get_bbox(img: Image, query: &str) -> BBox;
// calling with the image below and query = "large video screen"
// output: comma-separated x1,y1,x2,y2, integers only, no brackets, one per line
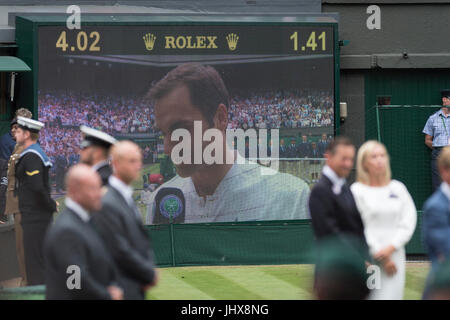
38,23,335,224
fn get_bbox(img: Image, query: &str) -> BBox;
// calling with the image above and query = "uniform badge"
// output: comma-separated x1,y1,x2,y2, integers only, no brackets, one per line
26,170,40,176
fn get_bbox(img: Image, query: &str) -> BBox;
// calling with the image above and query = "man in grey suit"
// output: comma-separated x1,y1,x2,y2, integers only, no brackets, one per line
92,141,158,300
422,146,450,299
44,164,123,300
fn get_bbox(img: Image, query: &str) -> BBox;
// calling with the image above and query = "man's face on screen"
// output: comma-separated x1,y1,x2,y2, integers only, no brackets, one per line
154,84,215,178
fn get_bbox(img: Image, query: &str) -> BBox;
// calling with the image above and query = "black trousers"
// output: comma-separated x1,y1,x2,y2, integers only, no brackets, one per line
22,220,51,286
431,148,442,193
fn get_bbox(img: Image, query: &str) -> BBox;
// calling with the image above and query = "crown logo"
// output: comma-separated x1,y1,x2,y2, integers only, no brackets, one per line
143,33,157,51
226,33,239,51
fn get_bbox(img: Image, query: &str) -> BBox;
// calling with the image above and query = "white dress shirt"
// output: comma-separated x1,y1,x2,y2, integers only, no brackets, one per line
108,175,141,220
322,165,346,195
108,175,134,206
65,197,90,223
440,182,450,201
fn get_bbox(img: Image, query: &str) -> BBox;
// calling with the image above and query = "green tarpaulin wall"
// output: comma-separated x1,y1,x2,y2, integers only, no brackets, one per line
147,216,425,268
366,105,440,210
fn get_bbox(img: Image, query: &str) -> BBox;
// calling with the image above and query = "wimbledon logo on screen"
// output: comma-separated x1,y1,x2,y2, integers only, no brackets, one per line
159,194,184,219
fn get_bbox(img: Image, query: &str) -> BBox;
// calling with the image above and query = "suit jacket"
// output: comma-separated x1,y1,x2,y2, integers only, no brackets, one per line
92,185,156,300
96,163,112,186
0,132,15,161
44,208,118,300
422,188,450,269
309,175,368,251
298,142,311,158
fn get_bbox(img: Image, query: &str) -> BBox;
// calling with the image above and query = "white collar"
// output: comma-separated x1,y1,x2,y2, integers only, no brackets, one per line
109,175,134,205
440,182,450,201
322,165,346,195
65,197,91,223
92,160,109,171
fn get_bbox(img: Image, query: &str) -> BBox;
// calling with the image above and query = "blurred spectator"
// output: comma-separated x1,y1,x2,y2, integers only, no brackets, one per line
426,260,450,300
351,140,417,300
309,137,369,291
0,118,18,161
314,235,370,300
422,146,450,299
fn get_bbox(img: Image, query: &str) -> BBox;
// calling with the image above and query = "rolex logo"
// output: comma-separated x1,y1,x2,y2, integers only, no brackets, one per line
143,33,157,51
226,33,239,51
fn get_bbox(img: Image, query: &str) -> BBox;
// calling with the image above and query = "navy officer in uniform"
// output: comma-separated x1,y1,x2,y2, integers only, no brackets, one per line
15,116,57,285
423,89,450,192
79,125,117,186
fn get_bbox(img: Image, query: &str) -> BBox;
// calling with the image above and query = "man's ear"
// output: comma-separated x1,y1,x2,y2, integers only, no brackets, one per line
213,104,228,131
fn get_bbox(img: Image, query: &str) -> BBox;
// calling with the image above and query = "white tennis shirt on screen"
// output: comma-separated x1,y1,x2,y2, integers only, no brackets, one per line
145,155,310,224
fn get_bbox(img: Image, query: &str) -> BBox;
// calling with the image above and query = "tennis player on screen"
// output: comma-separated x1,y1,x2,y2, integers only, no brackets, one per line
145,63,309,224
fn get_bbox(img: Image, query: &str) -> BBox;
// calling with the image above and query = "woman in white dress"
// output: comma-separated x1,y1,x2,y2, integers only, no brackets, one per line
351,141,417,300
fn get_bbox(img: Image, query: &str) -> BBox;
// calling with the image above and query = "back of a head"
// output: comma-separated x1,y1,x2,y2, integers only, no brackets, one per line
111,140,141,161
314,236,369,300
65,164,97,196
427,259,450,299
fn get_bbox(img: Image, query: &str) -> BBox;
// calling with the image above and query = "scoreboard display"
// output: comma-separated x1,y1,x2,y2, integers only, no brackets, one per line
16,15,339,224
41,25,334,55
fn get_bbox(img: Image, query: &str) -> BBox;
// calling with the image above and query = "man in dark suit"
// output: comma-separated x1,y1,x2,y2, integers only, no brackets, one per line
54,154,68,193
79,125,117,186
92,141,158,300
317,133,329,158
422,146,450,299
44,164,123,300
308,136,368,252
286,138,299,158
298,135,311,158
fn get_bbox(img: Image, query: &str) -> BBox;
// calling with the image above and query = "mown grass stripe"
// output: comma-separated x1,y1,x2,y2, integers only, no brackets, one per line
261,265,314,293
145,263,428,300
403,287,422,300
147,269,215,300
212,267,310,300
170,269,265,300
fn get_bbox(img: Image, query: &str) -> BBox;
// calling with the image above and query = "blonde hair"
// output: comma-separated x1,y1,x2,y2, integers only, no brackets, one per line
438,146,450,170
356,140,391,185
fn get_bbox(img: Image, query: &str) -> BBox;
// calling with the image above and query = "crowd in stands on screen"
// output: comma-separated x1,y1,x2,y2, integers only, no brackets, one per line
227,89,333,130
39,92,158,135
37,89,332,189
